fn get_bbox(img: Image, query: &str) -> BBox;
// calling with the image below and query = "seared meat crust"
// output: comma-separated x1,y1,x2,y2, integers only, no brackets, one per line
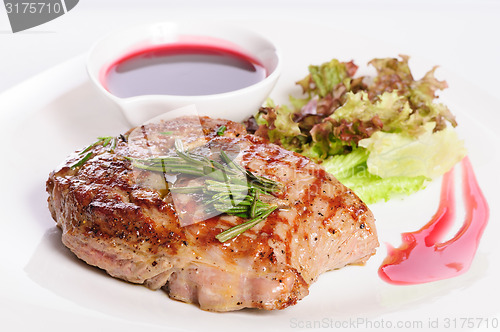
46,116,378,311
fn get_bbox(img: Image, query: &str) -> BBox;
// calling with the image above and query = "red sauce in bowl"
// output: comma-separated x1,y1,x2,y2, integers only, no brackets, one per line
103,44,267,98
379,156,489,285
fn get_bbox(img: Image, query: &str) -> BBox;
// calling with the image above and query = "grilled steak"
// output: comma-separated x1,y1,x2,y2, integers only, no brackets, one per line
46,116,378,311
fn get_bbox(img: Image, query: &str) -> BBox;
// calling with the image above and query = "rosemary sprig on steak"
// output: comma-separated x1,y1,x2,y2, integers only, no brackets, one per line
130,140,282,242
70,136,117,169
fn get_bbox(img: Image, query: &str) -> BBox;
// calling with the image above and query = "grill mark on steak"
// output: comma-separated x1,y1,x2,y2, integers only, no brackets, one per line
46,116,378,311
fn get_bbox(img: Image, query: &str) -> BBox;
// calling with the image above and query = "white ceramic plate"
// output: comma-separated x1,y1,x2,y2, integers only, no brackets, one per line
1,22,499,332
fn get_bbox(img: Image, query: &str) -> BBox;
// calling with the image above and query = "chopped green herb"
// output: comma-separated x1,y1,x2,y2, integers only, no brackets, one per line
215,206,278,242
216,125,227,136
69,152,92,169
130,139,282,242
70,136,117,169
160,131,174,135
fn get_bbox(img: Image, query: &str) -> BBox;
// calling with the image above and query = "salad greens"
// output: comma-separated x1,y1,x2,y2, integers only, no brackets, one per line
247,55,466,204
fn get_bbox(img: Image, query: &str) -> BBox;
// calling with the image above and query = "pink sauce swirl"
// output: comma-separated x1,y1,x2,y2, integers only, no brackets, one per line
379,156,489,285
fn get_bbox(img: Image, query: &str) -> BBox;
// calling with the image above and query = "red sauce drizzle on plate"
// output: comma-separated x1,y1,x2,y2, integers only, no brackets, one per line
378,156,489,285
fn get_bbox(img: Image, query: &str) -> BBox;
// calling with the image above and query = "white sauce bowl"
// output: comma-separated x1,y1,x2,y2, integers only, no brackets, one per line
86,21,281,126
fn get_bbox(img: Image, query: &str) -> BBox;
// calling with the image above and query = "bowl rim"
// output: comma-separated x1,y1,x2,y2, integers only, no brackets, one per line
86,20,282,104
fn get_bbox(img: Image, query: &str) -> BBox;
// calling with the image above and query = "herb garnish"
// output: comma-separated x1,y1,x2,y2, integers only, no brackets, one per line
216,125,227,136
130,139,282,242
70,136,117,169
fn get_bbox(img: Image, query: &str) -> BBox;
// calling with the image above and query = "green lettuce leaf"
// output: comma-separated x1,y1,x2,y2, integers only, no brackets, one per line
254,105,303,150
320,147,368,180
320,147,429,204
359,122,466,179
330,90,453,138
368,55,456,131
340,173,429,204
296,59,354,98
